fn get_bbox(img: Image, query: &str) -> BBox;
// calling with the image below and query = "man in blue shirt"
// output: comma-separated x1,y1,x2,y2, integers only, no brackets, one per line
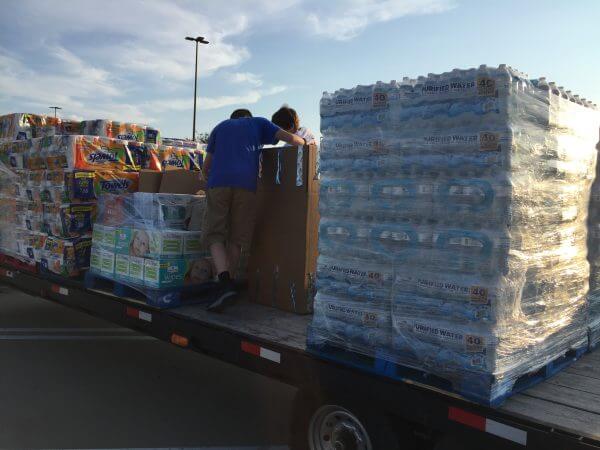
203,109,306,312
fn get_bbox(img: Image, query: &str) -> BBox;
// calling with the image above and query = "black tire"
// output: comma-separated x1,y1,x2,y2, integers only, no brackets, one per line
289,388,415,450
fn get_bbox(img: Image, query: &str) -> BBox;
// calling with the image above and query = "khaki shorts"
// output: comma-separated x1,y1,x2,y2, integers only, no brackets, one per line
204,187,257,249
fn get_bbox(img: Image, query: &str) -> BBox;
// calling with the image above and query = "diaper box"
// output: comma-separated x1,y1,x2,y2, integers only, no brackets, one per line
99,248,115,275
148,230,183,258
143,258,186,288
114,253,130,282
183,231,204,255
129,256,145,284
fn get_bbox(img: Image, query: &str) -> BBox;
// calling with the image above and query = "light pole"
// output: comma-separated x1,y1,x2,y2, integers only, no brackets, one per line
185,36,209,141
49,106,62,118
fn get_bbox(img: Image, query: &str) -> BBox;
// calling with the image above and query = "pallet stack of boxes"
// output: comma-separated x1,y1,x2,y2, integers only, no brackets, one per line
89,192,212,307
310,65,600,405
0,112,205,279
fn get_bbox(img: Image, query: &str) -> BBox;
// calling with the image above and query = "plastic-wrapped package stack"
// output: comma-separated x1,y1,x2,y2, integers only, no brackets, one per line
0,113,65,140
88,193,213,307
0,121,205,278
310,65,600,405
0,113,162,144
587,141,600,348
0,136,141,276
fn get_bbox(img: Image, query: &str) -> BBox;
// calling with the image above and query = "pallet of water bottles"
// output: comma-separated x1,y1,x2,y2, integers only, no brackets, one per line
306,325,588,407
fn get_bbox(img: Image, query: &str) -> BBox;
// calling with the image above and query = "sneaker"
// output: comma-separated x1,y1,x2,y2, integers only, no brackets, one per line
207,280,238,312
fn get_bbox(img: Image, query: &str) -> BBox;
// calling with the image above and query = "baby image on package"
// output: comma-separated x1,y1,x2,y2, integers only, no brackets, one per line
184,257,214,285
129,229,150,257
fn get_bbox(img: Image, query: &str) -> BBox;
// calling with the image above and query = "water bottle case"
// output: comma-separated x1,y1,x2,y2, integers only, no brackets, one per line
310,65,600,405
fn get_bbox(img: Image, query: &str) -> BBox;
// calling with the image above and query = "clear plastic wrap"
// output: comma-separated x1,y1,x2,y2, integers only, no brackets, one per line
311,65,600,404
89,193,213,307
587,142,600,347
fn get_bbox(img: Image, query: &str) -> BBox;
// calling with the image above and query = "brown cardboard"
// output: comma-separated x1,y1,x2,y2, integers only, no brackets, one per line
247,144,319,314
159,169,205,194
138,170,163,193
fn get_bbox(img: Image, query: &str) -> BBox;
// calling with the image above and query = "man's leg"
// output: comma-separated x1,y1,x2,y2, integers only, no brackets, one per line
210,241,229,275
226,243,242,279
229,188,257,279
205,188,238,312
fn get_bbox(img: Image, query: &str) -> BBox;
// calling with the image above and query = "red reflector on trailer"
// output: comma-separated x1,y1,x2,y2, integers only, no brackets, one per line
51,284,69,296
171,333,189,347
241,341,261,356
125,306,152,322
448,406,486,431
449,407,527,445
241,341,281,363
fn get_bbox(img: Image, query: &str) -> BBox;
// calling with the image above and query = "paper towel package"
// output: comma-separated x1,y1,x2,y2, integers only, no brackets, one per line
309,65,600,405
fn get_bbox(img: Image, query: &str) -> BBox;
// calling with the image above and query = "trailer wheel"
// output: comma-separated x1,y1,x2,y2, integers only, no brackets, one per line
290,389,412,450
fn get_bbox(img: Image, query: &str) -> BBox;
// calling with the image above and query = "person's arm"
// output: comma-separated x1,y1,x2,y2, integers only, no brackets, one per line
275,128,306,147
203,129,216,179
203,152,212,179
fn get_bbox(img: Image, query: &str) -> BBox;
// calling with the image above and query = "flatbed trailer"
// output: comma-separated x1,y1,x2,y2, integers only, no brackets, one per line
1,265,599,450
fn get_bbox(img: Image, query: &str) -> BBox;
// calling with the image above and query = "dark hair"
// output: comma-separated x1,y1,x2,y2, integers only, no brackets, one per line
230,109,253,119
271,106,299,132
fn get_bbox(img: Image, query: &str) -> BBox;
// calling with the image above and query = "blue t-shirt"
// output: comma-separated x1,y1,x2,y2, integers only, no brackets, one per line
206,117,280,191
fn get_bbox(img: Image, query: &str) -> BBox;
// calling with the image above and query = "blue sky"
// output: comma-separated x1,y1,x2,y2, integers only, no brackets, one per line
1,0,600,139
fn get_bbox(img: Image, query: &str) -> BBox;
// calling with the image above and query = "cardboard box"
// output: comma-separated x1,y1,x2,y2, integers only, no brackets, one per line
159,169,204,194
138,170,162,193
247,144,319,314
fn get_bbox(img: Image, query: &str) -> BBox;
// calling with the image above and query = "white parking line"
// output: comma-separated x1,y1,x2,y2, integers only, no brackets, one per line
40,447,289,450
0,335,155,341
0,328,135,333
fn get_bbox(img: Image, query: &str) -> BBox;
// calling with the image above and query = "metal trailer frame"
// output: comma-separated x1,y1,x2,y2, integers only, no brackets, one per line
1,266,598,450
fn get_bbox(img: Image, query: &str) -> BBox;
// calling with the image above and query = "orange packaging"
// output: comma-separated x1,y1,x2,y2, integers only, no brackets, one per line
107,121,145,142
74,136,132,171
94,171,139,196
148,145,192,171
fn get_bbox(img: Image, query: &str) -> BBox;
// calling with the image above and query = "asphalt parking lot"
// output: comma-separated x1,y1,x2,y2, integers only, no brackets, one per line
0,283,293,450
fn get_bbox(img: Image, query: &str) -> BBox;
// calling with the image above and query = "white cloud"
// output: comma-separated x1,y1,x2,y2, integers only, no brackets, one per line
147,85,288,113
0,0,453,132
228,72,263,87
305,0,455,41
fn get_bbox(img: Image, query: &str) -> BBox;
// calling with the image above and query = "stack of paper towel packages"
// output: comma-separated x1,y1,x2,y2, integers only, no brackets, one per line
0,113,204,277
310,65,600,404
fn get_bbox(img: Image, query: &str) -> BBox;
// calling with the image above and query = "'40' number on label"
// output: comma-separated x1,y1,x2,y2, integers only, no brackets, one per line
477,77,496,97
373,92,388,108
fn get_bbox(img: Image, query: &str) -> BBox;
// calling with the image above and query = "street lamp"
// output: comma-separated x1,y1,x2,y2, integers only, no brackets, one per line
49,106,62,118
185,36,209,141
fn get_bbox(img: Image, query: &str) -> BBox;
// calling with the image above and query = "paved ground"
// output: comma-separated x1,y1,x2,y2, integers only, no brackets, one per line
0,283,294,450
